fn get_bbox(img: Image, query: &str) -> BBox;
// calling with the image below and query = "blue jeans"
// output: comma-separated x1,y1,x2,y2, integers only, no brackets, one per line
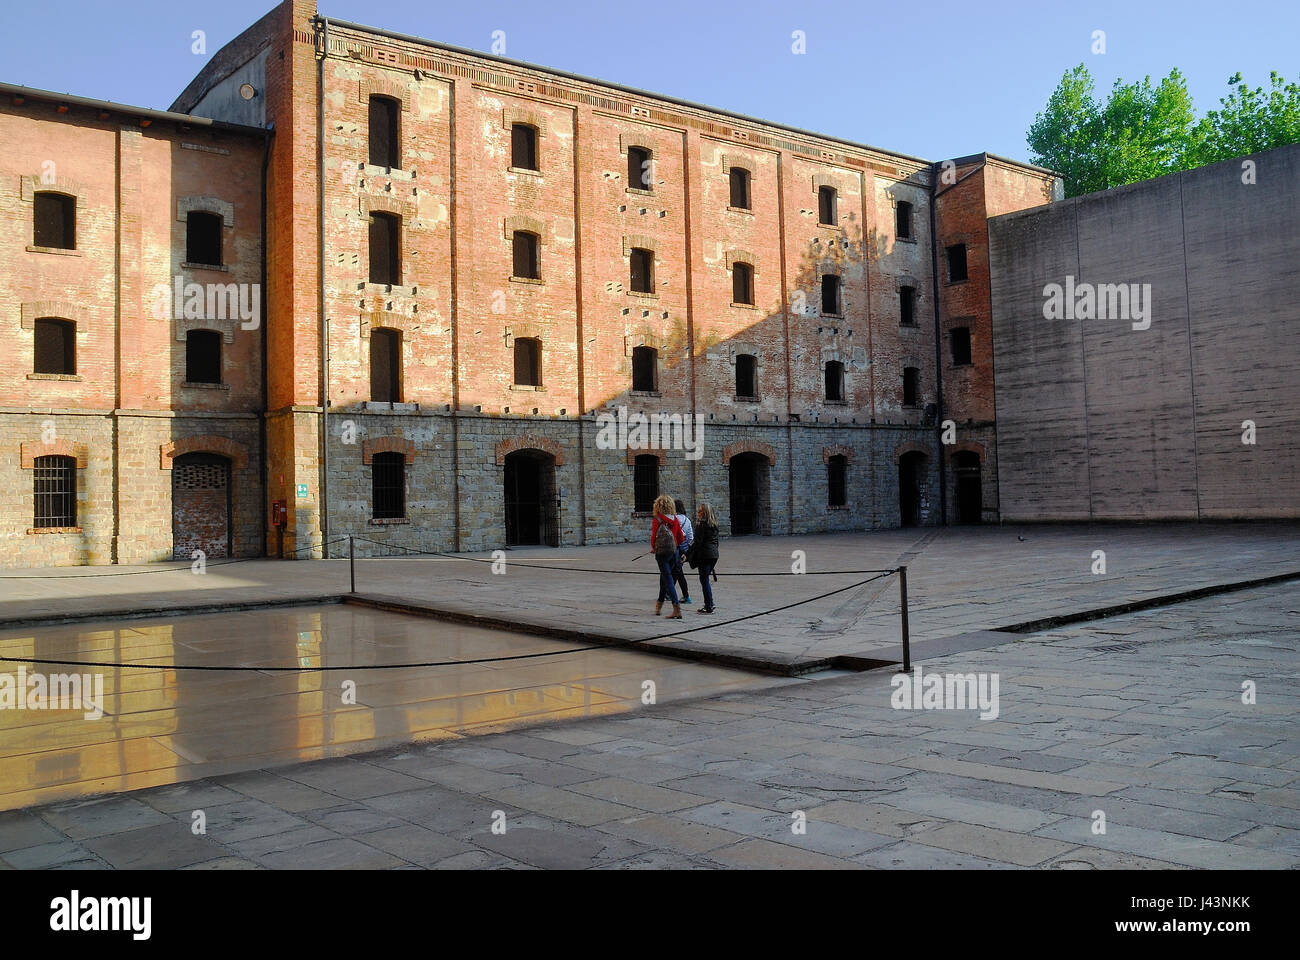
698,561,715,609
656,554,679,605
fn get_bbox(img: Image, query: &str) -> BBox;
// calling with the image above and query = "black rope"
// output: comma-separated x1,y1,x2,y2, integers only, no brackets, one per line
347,534,897,576
0,570,895,672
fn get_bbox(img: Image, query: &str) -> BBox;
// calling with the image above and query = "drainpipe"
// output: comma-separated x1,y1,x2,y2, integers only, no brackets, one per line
928,162,947,526
259,125,272,556
313,15,331,558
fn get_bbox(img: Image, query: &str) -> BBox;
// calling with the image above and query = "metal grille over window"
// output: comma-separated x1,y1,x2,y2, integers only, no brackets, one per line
633,454,658,513
372,452,406,519
33,455,76,528
828,455,847,507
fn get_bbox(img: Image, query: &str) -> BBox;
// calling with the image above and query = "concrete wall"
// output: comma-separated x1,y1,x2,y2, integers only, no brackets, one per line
989,144,1300,520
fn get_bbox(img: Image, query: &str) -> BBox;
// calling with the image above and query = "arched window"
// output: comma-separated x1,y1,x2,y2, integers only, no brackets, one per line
33,455,77,528
185,330,222,384
729,168,751,208
514,337,542,387
827,455,847,508
33,318,75,375
825,360,844,402
370,328,401,402
735,354,757,399
33,192,76,249
631,345,657,392
186,210,223,266
732,262,754,305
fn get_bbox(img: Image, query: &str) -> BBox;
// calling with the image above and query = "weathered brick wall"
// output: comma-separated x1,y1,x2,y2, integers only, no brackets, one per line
989,144,1300,520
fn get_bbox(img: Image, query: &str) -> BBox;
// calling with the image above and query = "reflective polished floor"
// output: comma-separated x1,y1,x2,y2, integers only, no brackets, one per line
0,604,785,811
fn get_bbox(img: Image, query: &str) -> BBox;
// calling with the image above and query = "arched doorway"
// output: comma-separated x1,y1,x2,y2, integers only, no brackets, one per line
728,452,771,536
504,450,557,546
898,451,927,528
172,452,232,559
954,451,982,524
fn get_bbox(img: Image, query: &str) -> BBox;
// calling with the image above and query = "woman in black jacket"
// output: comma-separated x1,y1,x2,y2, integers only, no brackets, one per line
692,502,720,614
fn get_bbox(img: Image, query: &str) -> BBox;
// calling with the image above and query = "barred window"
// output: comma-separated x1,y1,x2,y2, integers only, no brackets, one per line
633,454,658,513
827,455,847,508
33,455,76,528
371,452,405,519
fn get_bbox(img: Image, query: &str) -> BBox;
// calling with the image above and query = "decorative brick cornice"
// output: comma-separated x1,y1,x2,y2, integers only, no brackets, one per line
623,235,657,255
496,435,564,465
359,78,412,110
20,439,88,469
21,175,88,206
159,435,249,470
503,107,548,136
725,249,757,273
20,300,80,330
894,441,931,463
823,444,854,464
504,215,545,242
177,195,235,228
722,440,776,465
362,435,416,465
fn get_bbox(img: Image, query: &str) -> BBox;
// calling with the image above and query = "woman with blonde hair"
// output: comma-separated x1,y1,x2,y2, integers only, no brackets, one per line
691,502,720,614
650,493,684,619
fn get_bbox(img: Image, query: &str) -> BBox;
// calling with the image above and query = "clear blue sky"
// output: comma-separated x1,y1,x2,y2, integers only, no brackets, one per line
5,0,1295,162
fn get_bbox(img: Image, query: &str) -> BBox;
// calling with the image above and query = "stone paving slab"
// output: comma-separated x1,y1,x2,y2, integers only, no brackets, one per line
2,578,1297,870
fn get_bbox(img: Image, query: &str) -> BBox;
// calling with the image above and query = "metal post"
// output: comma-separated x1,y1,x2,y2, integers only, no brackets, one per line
349,535,355,594
898,565,911,673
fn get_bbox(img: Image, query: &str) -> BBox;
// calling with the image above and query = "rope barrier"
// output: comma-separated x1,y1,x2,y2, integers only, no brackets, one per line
0,570,896,673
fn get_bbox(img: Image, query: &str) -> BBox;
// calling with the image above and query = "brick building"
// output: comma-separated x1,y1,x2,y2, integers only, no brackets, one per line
1,0,1058,566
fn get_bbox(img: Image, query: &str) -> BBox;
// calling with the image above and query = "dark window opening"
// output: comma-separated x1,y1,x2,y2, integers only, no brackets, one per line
951,327,972,366
895,200,913,240
186,210,223,266
185,329,222,384
512,231,540,280
903,366,920,407
33,318,75,375
629,247,654,293
827,455,847,508
370,328,401,402
818,186,837,225
633,454,659,513
631,345,657,392
821,274,841,315
372,452,406,520
33,192,76,249
369,212,401,285
732,262,754,305
514,337,542,387
33,455,76,528
511,124,538,171
628,146,652,190
946,243,968,283
900,286,917,326
735,353,757,399
825,360,844,402
368,95,400,168
729,168,751,208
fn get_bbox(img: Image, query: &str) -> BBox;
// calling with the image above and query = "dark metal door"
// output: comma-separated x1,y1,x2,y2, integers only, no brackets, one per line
172,453,232,559
729,457,759,536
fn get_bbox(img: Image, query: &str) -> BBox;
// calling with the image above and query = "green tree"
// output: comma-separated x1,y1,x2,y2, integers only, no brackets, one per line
1027,64,1103,197
1189,71,1300,166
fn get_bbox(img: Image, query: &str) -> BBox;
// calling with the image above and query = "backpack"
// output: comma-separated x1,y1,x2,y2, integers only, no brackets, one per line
654,519,676,557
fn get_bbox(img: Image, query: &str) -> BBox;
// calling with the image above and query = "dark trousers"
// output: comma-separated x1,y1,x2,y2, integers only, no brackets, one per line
673,550,690,599
656,554,679,605
698,561,715,609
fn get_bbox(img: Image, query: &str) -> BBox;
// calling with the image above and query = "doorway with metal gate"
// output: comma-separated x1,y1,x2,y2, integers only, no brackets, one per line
504,450,558,546
728,452,771,536
954,451,983,524
172,452,233,559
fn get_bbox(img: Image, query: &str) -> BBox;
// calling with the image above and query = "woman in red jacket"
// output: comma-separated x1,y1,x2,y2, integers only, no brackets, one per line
650,494,683,619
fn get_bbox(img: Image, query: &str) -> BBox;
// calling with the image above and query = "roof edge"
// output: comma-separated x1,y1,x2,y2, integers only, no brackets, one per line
0,81,268,136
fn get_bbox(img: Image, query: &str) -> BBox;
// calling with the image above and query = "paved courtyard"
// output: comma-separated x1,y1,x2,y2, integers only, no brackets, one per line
0,572,1296,869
